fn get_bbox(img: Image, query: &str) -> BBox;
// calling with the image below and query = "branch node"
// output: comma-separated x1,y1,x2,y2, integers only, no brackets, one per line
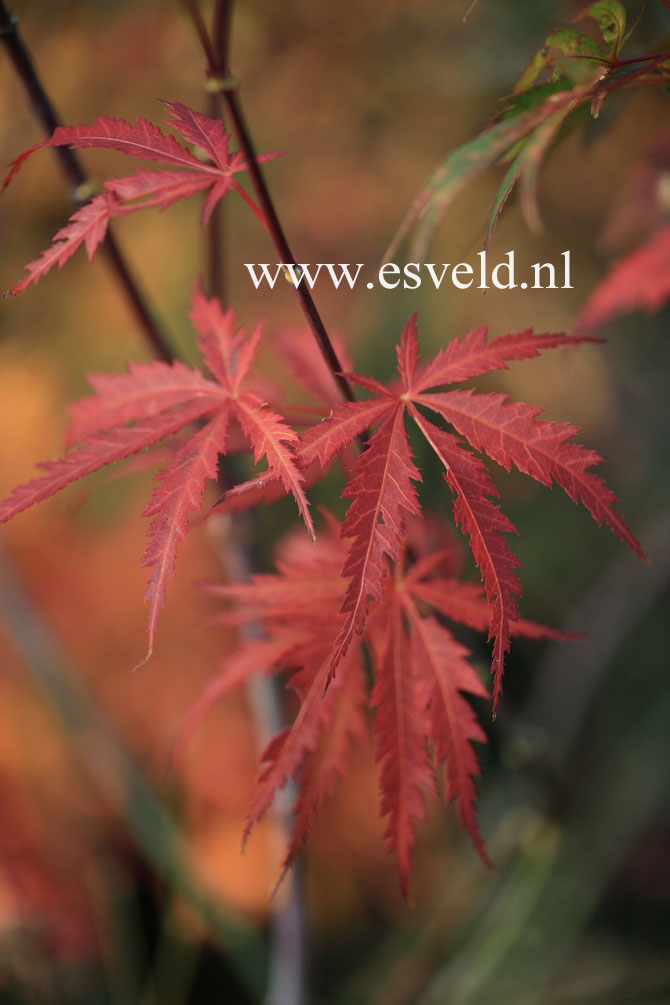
205,74,238,93
73,180,96,204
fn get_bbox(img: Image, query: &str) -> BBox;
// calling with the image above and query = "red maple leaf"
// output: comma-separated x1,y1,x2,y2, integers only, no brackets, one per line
3,100,278,295
575,224,670,332
184,515,570,895
0,284,311,659
225,316,643,709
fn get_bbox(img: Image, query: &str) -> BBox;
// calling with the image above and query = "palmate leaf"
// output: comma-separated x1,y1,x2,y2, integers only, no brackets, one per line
192,520,482,893
0,285,310,659
385,74,613,260
233,316,642,710
355,320,642,706
185,513,579,893
4,100,278,295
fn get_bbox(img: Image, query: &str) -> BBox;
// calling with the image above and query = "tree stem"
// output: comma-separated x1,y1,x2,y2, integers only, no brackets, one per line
204,0,234,304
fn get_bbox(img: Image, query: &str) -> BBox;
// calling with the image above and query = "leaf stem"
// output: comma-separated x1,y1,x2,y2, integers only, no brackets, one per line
608,50,670,67
232,178,271,232
0,1,175,364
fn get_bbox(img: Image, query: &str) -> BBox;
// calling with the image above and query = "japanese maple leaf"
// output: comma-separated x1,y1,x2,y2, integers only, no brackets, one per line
182,515,570,895
575,224,670,332
0,284,311,659
292,316,644,709
3,100,278,295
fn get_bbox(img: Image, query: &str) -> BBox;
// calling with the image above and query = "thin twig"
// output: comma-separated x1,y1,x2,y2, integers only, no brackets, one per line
182,0,357,407
205,0,233,304
204,4,309,1003
206,162,226,302
0,1,175,364
211,0,233,69
221,91,357,406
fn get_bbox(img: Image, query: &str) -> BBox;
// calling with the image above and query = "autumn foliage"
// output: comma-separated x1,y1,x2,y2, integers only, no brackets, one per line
1,84,651,892
1,0,666,925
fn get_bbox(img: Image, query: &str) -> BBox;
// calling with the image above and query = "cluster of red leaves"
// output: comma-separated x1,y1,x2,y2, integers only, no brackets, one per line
182,514,572,896
227,317,643,708
0,301,644,887
3,100,277,295
1,99,646,889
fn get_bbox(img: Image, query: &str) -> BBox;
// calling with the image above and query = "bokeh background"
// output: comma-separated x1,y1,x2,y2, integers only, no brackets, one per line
0,1,669,1002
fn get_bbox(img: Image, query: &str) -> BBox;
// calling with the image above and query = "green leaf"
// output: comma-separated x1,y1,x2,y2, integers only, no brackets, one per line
518,98,582,233
577,0,627,58
487,87,586,245
513,29,605,93
484,144,526,249
384,97,571,263
498,80,573,121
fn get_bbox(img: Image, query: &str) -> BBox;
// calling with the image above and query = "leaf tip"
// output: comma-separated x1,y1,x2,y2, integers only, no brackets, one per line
241,820,254,853
477,842,497,873
270,865,290,901
134,645,153,672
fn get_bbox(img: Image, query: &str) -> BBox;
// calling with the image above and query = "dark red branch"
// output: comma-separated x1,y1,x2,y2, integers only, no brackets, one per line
183,0,357,407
